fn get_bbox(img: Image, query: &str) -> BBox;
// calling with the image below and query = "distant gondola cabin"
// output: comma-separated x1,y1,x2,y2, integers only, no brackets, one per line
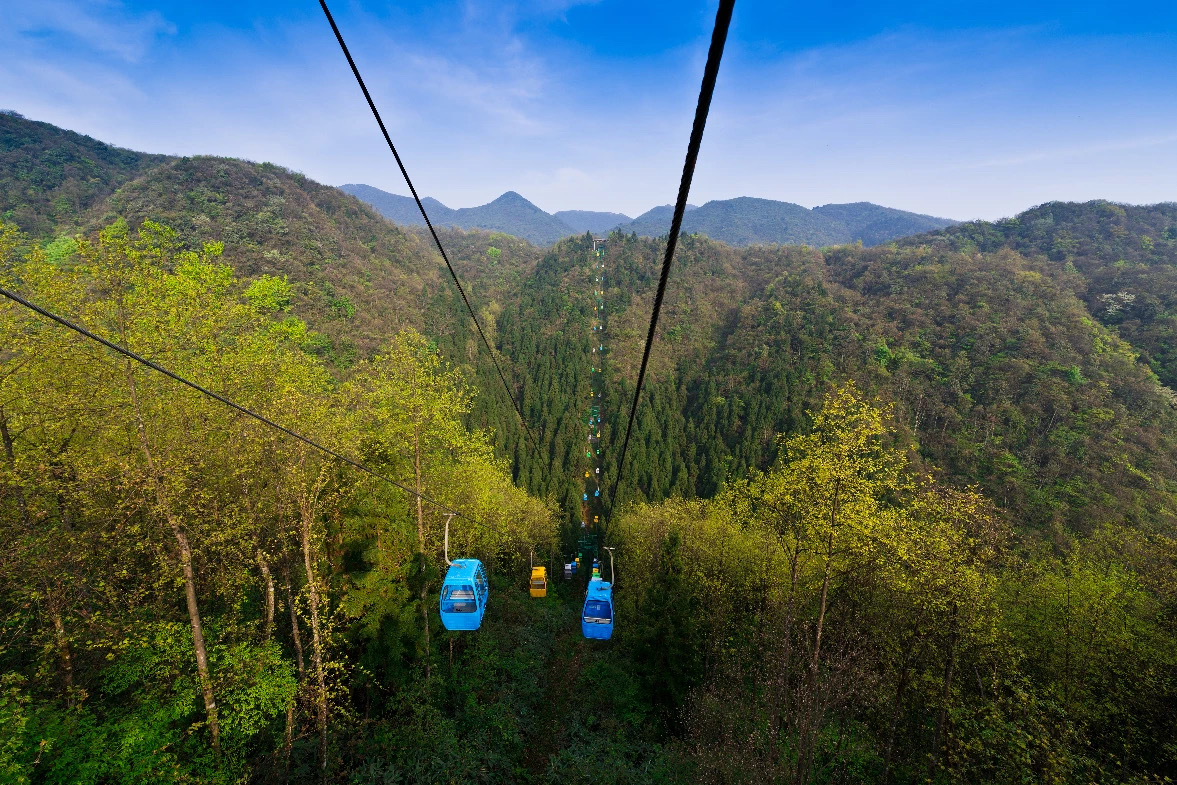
581,577,614,640
439,559,488,631
530,566,548,597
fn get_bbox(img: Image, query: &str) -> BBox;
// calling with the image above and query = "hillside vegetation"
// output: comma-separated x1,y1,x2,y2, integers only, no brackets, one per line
906,200,1177,387
0,111,169,239
489,228,1177,544
0,220,556,781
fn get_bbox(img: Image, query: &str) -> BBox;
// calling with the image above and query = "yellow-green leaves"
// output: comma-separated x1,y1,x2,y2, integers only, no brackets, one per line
245,274,292,314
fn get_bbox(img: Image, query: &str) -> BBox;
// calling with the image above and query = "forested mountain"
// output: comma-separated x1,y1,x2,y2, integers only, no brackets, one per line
340,183,576,245
624,196,840,245
341,184,956,247
336,182,452,227
812,200,959,246
0,110,170,239
3,112,1177,784
621,196,957,246
501,230,1177,539
905,200,1177,387
445,191,575,245
84,157,547,369
0,115,545,367
552,208,632,233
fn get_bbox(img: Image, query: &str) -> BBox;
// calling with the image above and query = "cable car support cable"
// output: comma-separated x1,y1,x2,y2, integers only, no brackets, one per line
605,0,735,528
0,285,482,526
319,0,540,453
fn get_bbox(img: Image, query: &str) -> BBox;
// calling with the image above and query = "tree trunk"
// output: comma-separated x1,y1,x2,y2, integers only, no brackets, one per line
257,549,275,643
929,618,959,781
0,411,29,528
126,364,220,757
798,480,840,785
882,639,919,785
299,493,329,778
283,700,295,783
772,536,803,745
283,564,306,680
0,413,74,697
414,421,430,680
51,604,74,695
811,483,840,674
175,524,221,757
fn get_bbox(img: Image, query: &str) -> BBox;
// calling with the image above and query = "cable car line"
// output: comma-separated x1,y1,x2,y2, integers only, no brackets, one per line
7,4,735,639
318,0,540,454
0,285,482,526
605,0,735,528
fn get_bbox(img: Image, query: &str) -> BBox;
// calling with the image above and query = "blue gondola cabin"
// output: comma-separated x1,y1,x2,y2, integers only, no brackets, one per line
440,559,489,631
581,577,614,640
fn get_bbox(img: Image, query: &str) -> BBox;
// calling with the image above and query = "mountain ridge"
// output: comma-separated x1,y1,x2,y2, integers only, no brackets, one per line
553,208,632,234
342,181,958,248
339,184,575,245
0,110,170,238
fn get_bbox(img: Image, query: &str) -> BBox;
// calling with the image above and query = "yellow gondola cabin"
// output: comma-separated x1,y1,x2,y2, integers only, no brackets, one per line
529,566,548,597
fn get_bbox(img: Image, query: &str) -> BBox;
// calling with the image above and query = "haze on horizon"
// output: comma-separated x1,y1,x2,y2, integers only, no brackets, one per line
3,0,1176,222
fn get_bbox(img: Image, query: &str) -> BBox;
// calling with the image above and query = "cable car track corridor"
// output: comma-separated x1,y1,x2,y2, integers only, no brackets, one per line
516,240,616,776
521,596,590,776
584,237,606,540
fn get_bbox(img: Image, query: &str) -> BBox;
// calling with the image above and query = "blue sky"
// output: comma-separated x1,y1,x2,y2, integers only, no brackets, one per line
3,0,1176,221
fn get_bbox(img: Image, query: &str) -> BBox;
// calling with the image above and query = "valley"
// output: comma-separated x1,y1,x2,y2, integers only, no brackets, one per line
1,111,1175,783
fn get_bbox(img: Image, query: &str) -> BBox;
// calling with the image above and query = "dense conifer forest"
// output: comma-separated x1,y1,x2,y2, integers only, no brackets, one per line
2,114,1176,783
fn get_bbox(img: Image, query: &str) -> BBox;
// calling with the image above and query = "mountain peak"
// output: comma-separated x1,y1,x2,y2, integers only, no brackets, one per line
491,190,538,208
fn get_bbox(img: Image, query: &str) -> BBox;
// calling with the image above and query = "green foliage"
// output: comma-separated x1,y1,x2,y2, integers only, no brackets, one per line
244,272,291,312
614,386,1177,784
42,235,78,266
0,674,32,785
0,219,558,783
0,112,168,239
912,200,1177,388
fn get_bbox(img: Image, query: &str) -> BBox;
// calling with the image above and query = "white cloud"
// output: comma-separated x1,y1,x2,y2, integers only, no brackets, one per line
402,51,551,134
6,0,175,62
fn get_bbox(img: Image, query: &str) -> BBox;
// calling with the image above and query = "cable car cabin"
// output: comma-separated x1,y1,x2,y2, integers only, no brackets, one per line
439,559,489,631
530,566,548,597
564,563,573,580
582,577,614,640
